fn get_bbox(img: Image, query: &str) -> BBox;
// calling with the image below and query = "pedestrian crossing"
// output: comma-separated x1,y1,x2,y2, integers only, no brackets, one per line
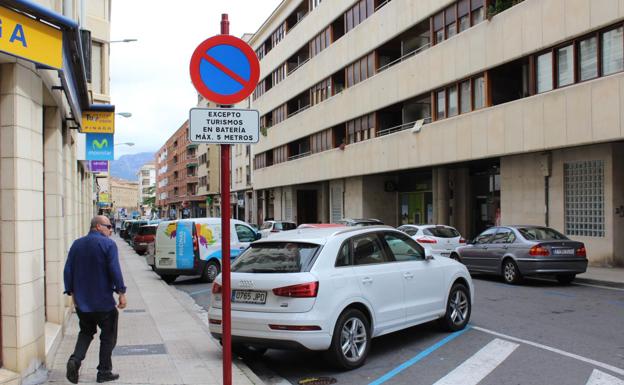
431,339,519,385
370,329,624,385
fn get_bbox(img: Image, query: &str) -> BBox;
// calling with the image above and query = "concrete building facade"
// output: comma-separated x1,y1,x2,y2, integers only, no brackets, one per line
155,121,205,219
0,0,113,382
136,162,156,216
250,0,624,266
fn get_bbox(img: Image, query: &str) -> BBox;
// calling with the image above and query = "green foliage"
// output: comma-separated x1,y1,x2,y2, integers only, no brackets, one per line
487,0,524,19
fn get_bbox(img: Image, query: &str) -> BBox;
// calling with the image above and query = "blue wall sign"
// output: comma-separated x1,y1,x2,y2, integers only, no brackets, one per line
86,133,114,160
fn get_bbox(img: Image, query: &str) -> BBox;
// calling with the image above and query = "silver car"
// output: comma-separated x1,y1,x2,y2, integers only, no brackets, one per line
453,226,588,284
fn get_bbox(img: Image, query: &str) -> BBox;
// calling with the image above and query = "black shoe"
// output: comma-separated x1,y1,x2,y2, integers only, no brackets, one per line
96,372,120,383
66,359,79,384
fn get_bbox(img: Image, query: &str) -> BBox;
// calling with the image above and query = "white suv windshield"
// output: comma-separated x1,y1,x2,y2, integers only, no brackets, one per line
232,242,321,273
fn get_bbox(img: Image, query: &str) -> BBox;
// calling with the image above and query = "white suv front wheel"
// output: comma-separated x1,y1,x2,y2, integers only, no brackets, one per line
326,308,371,370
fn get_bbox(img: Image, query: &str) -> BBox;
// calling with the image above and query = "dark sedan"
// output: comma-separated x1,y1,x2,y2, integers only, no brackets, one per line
453,226,588,284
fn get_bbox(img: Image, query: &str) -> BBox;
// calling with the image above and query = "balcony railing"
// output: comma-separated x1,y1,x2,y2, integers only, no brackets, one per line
288,151,311,161
376,117,432,137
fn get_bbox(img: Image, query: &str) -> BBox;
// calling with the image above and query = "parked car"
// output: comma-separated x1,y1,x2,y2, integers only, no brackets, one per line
398,224,465,258
208,226,473,369
119,219,135,239
126,220,149,245
133,224,158,255
297,223,347,229
259,220,297,238
335,218,384,226
453,225,588,284
153,218,261,283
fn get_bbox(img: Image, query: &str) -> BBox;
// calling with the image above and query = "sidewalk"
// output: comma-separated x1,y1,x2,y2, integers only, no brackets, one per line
577,266,624,286
46,236,262,385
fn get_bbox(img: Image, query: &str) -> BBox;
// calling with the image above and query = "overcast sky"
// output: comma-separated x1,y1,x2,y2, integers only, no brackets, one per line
110,0,282,159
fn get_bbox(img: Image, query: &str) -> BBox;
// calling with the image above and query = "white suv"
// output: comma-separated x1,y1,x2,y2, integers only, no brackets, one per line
208,226,473,369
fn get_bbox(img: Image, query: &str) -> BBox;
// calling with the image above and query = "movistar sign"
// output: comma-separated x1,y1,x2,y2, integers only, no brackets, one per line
86,133,114,160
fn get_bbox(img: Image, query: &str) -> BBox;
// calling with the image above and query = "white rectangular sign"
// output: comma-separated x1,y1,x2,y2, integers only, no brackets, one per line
189,108,259,144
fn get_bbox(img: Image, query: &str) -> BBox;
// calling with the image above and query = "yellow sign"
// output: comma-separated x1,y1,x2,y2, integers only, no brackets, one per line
99,193,110,203
82,111,115,134
0,6,63,69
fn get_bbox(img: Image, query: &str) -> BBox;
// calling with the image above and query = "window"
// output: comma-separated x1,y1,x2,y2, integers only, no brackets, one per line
578,36,598,81
518,227,567,241
424,227,460,238
310,26,331,58
345,52,375,88
272,104,287,125
436,90,446,119
434,12,444,44
335,242,351,267
346,113,375,144
344,0,373,33
353,235,388,265
91,42,102,94
273,145,288,164
490,228,514,244
311,129,332,153
446,5,457,38
235,224,257,243
602,27,624,76
448,85,458,117
556,45,574,87
564,160,604,237
271,23,286,48
537,52,553,93
474,228,497,244
232,242,321,273
473,76,485,109
471,0,485,25
460,80,471,113
383,232,424,262
458,0,470,32
309,0,322,10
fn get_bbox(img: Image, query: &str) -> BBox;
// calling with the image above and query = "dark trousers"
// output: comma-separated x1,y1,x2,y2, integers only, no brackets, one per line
70,308,118,373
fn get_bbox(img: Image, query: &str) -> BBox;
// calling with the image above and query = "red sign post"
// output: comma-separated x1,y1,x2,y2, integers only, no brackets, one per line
188,14,260,385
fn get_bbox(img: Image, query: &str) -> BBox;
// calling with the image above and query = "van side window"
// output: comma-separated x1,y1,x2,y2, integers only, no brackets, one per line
236,224,256,243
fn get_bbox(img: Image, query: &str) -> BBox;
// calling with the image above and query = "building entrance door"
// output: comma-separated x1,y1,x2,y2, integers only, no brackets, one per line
399,192,433,225
297,190,318,224
470,163,501,238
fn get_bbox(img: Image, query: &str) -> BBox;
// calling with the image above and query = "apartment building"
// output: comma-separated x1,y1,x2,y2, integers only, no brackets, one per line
110,178,139,214
0,0,113,382
137,162,156,216
250,0,624,266
155,121,205,218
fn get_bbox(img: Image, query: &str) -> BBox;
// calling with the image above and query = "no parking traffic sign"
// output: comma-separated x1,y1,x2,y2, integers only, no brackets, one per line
189,35,260,105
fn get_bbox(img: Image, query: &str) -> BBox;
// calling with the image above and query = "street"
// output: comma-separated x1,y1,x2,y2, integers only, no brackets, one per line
173,274,624,385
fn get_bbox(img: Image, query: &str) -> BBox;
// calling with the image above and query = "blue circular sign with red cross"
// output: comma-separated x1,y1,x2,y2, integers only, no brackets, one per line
189,35,260,105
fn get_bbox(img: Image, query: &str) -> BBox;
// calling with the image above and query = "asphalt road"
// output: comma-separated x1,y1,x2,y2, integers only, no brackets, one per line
171,274,624,385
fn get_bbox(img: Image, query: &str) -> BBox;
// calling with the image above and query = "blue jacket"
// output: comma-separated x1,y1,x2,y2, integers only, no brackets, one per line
64,231,126,312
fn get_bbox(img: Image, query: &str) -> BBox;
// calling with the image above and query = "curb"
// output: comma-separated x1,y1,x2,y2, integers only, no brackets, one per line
574,277,624,289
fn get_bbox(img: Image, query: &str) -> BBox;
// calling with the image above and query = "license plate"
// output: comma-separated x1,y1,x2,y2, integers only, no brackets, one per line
159,258,173,266
232,290,267,304
139,243,147,246
441,252,451,257
553,249,575,255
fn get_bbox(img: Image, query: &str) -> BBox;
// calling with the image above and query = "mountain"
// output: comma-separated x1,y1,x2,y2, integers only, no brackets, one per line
110,152,155,181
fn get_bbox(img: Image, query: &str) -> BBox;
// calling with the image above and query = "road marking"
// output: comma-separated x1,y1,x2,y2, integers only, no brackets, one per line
473,326,624,376
585,369,624,385
368,326,471,385
432,338,518,385
544,290,576,298
189,288,213,296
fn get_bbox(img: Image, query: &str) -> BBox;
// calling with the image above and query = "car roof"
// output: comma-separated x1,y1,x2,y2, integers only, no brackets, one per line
253,225,396,245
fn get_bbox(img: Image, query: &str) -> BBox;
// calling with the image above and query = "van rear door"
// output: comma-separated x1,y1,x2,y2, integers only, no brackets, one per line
155,221,177,269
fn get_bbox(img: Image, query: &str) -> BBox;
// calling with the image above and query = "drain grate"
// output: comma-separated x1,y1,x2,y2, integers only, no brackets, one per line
113,344,167,356
298,377,337,385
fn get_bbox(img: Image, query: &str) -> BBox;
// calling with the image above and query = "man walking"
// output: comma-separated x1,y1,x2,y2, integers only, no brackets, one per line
64,215,127,383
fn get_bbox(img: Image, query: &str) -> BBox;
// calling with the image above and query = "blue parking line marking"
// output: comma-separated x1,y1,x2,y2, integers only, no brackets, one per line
607,300,624,308
544,291,575,298
189,288,213,296
368,326,472,385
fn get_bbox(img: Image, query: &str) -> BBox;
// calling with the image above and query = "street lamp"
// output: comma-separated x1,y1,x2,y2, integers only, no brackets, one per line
115,142,135,147
109,38,138,43
116,112,132,118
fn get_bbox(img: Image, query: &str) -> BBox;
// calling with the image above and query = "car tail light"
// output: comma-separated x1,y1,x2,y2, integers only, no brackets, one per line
459,238,466,244
417,237,437,244
268,324,321,331
212,283,222,294
576,246,587,257
529,245,550,256
272,282,319,298
209,318,222,325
